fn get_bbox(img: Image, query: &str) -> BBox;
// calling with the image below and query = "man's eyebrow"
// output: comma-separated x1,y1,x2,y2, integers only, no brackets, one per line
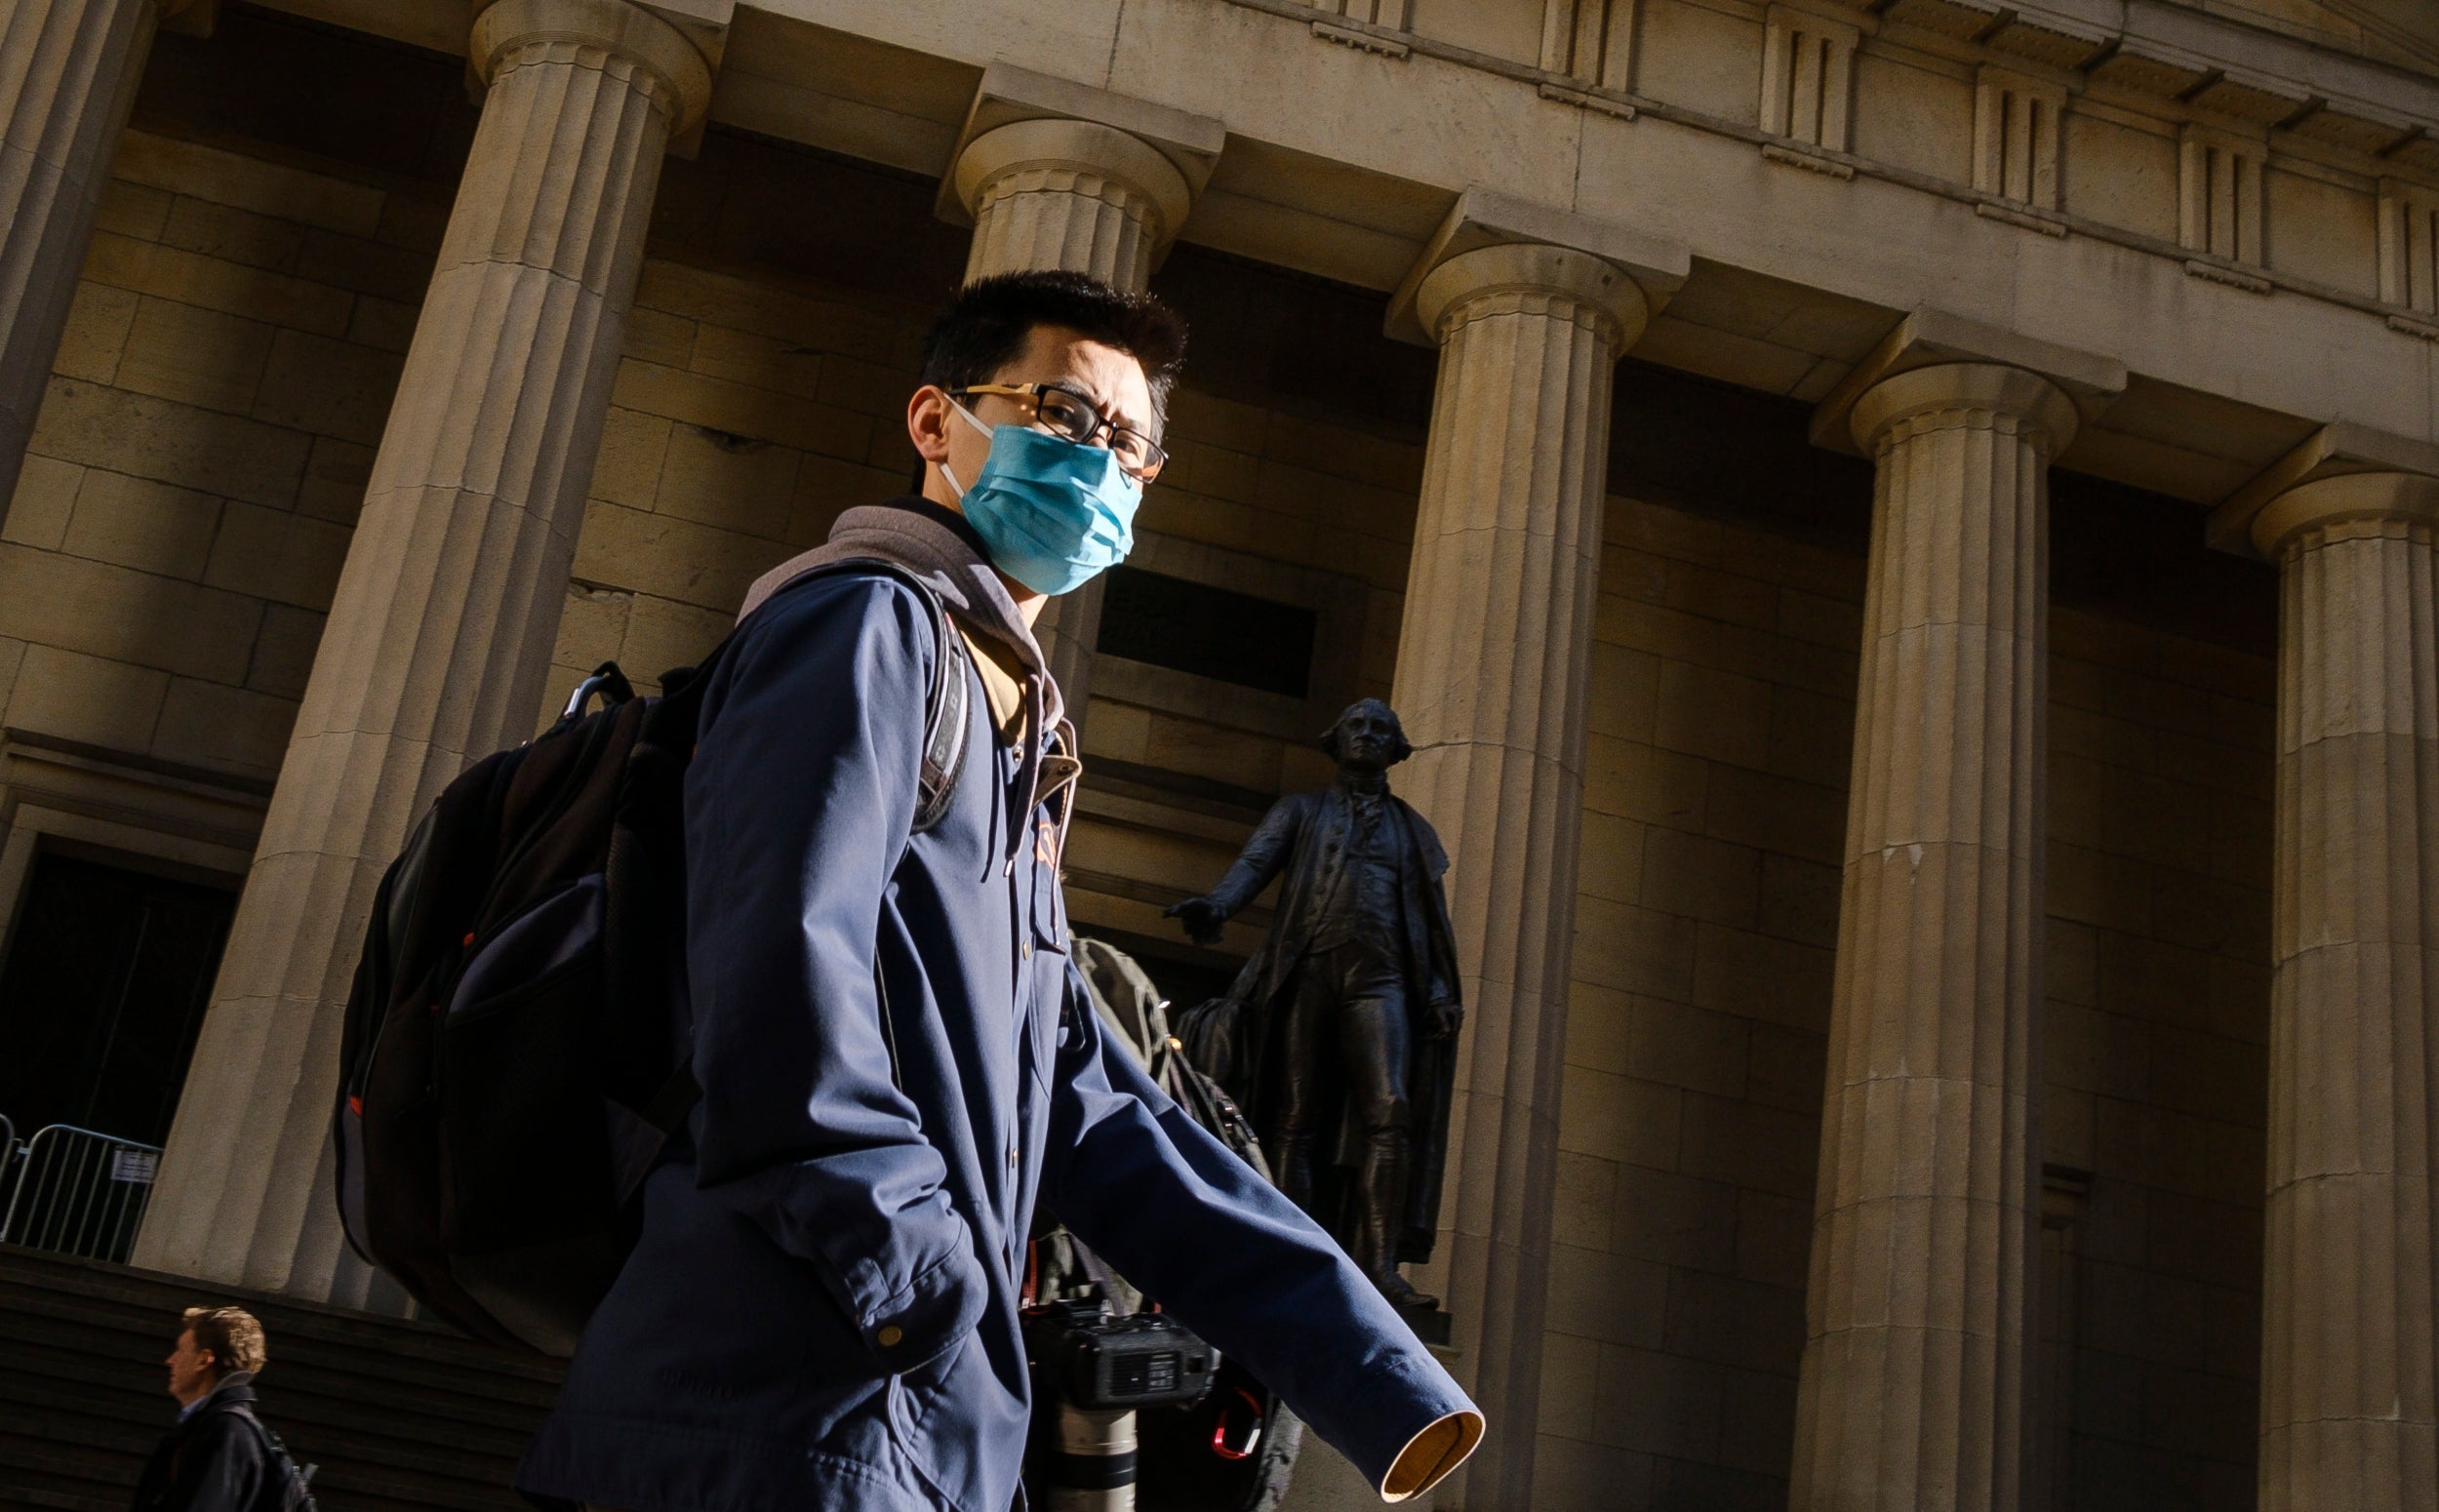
1055,377,1153,436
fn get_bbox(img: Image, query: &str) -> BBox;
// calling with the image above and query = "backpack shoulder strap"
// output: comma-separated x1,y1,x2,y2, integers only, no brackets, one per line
768,558,968,834
908,586,970,835
682,559,971,832
219,1407,315,1509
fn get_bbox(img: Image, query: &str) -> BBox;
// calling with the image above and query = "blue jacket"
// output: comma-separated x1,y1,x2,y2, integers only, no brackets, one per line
516,530,1476,1512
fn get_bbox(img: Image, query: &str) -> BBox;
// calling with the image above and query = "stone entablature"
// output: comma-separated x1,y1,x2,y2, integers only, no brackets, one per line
1215,0,2439,308
265,0,2439,514
2379,174,2439,328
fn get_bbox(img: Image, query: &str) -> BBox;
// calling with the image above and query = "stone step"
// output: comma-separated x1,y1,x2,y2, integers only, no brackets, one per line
0,1372,537,1487
0,1244,564,1512
0,1336,542,1450
0,1294,558,1423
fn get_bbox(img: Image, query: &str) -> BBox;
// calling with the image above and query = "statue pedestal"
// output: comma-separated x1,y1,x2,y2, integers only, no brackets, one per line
1279,1434,1432,1512
1398,1301,1453,1346
1276,1342,1462,1511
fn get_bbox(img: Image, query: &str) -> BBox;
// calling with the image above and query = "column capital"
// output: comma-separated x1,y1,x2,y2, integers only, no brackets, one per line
2248,469,2439,559
1386,184,1688,348
1809,305,2123,456
935,62,1223,251
2210,420,2439,559
951,118,1194,251
471,0,715,137
1410,242,1652,351
1847,361,2084,456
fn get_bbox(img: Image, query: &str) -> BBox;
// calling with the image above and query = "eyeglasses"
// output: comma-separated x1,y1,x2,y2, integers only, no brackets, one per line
951,382,1168,482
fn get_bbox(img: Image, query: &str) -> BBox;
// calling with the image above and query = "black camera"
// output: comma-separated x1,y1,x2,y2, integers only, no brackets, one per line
1024,1300,1219,1410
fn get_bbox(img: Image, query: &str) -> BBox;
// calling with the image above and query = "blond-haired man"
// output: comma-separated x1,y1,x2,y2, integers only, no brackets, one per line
133,1306,299,1512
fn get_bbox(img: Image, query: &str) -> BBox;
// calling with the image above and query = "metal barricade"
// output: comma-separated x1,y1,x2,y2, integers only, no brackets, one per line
0,1124,162,1263
0,1116,18,1236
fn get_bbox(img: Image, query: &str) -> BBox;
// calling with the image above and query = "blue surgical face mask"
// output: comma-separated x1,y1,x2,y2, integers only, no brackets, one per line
941,400,1142,597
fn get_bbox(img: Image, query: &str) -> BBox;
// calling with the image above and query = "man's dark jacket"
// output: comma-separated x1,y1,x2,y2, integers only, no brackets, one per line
516,504,1474,1512
1195,784,1464,1264
131,1374,272,1512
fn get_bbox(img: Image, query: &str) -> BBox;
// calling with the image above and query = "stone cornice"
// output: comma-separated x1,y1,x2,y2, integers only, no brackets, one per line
0,727,272,865
1200,0,2439,342
1217,0,2439,155
259,1,2439,341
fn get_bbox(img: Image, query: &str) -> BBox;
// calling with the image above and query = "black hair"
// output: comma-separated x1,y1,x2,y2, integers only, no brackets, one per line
918,269,1189,427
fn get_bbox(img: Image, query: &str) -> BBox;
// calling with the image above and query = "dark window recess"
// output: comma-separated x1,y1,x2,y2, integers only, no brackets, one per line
1095,567,1318,699
0,854,236,1147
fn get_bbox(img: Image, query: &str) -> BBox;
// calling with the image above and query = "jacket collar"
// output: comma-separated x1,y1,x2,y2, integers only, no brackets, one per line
180,1373,257,1421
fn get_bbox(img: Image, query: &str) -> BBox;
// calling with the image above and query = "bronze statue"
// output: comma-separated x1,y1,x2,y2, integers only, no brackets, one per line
1167,699,1462,1313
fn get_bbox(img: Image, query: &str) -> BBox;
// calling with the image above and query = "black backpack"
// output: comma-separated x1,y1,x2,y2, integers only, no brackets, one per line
226,1407,317,1512
334,561,971,1355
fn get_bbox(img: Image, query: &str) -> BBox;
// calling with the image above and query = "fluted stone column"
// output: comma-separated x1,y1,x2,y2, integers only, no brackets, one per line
0,0,195,525
132,0,708,1300
1790,363,2078,1512
2254,469,2439,1512
947,116,1192,727
1389,242,1648,1509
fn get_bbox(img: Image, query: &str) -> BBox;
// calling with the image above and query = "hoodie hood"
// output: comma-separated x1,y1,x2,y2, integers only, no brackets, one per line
739,498,1068,846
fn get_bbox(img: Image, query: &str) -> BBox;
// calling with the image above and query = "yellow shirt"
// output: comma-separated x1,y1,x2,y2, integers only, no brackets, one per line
960,627,1029,747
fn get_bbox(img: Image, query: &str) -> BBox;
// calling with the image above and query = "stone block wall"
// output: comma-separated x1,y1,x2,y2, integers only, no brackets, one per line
0,128,437,784
1530,417,2279,1509
1537,490,1860,1512
1085,384,1420,789
537,254,930,725
2041,608,2273,1510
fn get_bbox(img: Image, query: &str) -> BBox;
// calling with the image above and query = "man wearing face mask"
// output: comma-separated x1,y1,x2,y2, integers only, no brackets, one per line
516,271,1482,1512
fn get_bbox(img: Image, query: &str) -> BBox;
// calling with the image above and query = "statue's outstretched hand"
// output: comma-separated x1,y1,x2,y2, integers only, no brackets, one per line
1426,998,1463,1041
1164,895,1228,946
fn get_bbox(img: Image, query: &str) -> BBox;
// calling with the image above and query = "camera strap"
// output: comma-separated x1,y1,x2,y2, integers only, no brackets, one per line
1072,1239,1129,1315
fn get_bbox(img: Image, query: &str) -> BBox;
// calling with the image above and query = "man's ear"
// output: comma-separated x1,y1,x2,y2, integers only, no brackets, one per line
906,385,954,466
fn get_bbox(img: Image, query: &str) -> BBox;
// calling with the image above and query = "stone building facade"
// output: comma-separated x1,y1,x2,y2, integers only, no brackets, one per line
0,0,2433,1508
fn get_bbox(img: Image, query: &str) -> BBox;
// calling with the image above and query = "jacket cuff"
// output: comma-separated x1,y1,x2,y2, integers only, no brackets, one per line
860,1242,987,1372
1380,1410,1485,1501
1339,1355,1484,1494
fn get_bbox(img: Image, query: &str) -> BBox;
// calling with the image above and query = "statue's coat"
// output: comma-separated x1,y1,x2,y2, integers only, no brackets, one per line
1194,784,1463,1265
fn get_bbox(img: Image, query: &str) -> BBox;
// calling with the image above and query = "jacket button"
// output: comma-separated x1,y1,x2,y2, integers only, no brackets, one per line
877,1325,903,1348
1008,1145,1019,1169
1021,938,1033,960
